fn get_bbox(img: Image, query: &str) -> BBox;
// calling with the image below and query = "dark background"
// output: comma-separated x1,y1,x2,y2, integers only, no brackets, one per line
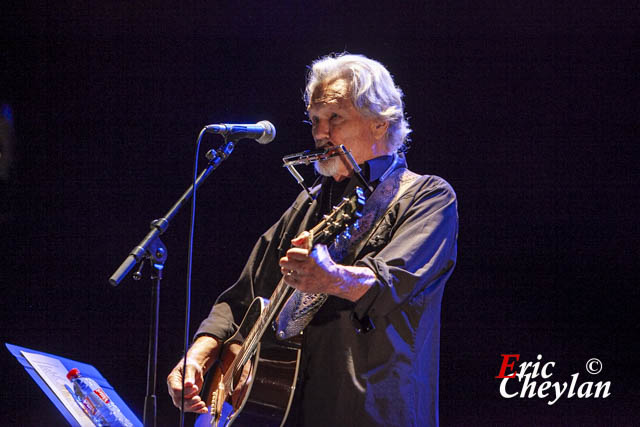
1,2,637,425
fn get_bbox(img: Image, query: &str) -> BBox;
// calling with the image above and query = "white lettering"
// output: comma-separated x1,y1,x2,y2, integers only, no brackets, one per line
530,354,543,378
548,381,568,405
541,361,555,378
498,357,612,405
517,361,533,380
567,373,579,398
500,378,518,398
593,381,611,398
520,375,537,398
537,381,551,398
577,381,593,398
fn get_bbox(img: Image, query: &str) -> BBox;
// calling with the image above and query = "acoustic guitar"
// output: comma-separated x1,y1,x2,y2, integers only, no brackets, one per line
195,187,366,427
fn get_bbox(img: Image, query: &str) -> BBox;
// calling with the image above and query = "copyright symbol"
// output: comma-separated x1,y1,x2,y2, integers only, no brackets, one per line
586,358,602,374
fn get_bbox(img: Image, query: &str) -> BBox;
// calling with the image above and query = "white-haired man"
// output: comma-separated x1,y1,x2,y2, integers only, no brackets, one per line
167,53,458,426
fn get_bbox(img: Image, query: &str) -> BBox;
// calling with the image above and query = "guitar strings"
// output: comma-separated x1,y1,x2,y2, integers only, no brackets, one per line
220,195,356,391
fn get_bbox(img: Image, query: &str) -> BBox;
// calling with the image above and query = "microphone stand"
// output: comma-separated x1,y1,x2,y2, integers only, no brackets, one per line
109,140,236,427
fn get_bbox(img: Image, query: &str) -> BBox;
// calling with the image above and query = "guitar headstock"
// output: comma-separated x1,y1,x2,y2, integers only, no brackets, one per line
312,186,366,246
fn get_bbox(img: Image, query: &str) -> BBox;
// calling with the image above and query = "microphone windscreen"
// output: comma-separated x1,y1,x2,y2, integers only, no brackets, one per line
256,120,276,144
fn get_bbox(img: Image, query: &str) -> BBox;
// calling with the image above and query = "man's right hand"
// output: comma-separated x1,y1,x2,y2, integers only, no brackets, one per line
167,336,221,414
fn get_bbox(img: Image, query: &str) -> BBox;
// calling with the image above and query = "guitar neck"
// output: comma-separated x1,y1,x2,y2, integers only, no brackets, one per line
228,230,325,379
226,187,365,382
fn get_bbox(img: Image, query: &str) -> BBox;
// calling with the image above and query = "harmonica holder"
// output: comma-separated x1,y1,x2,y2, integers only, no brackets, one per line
282,145,373,199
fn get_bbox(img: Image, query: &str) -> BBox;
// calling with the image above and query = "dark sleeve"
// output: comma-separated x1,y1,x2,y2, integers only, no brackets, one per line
194,193,310,341
352,176,458,320
192,231,270,341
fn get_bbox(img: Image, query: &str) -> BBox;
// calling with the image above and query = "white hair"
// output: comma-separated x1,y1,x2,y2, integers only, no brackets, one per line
304,53,411,151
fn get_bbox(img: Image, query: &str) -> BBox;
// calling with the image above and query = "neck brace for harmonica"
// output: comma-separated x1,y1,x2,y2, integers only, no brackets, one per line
282,145,373,200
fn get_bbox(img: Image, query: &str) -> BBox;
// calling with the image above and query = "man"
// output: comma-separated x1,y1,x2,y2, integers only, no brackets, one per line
167,53,458,426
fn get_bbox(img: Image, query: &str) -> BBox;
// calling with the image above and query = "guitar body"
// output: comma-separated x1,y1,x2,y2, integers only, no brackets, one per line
194,186,366,427
196,297,302,427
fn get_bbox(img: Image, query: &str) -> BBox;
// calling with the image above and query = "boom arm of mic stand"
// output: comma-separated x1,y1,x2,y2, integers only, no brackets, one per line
109,141,235,286
109,137,235,427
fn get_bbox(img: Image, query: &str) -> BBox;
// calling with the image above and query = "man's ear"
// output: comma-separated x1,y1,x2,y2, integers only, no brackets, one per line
371,120,389,140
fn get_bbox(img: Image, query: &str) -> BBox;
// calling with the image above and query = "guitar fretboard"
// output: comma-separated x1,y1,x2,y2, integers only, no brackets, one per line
222,189,364,390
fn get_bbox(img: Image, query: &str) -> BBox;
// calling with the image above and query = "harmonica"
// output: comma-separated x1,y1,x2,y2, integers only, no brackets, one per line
281,144,373,197
282,145,347,167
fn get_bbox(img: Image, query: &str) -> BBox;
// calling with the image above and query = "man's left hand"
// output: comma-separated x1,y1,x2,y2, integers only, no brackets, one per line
279,231,376,302
279,231,340,294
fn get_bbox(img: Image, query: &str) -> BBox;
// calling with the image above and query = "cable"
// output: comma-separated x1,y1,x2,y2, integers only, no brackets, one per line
180,126,207,427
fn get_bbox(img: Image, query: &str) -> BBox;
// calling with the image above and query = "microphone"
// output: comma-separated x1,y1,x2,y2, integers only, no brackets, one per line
204,120,276,144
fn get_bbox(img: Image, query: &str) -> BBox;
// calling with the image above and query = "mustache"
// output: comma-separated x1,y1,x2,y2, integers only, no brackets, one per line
315,140,334,150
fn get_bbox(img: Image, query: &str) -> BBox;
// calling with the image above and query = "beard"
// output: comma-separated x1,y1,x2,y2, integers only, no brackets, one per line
314,156,343,177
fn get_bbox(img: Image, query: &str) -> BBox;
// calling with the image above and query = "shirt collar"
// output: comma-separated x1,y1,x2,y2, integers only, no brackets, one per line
365,155,395,183
313,154,397,197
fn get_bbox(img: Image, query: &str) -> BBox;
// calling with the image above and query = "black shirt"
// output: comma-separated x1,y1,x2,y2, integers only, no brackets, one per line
196,155,458,426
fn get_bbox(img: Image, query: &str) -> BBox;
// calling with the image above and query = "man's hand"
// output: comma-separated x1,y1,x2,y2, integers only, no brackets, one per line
167,336,220,414
279,231,376,302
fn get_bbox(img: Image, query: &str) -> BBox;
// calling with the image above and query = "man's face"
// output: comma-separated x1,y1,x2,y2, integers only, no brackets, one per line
307,78,389,180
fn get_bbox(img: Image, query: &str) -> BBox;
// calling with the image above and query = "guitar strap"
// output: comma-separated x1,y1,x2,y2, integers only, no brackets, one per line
275,158,420,339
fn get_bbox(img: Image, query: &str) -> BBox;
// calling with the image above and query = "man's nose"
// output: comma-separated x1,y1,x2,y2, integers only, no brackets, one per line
313,120,330,142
